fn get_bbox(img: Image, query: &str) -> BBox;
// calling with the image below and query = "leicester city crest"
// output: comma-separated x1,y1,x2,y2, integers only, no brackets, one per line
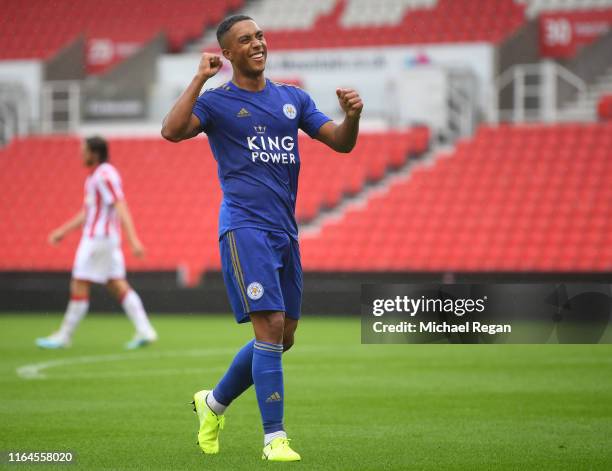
247,282,264,300
283,103,297,120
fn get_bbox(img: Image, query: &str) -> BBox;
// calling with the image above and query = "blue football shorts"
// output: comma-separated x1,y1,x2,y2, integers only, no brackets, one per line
219,227,303,323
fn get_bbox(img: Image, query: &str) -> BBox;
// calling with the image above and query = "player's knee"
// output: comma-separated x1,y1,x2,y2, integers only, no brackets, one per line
70,279,89,297
266,313,285,337
252,311,285,341
251,310,287,345
106,284,119,299
107,280,129,300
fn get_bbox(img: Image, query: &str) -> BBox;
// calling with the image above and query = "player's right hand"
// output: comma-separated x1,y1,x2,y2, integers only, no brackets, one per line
198,53,223,79
48,229,64,245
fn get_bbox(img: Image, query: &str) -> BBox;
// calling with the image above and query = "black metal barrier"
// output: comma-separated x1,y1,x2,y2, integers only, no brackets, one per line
2,271,611,315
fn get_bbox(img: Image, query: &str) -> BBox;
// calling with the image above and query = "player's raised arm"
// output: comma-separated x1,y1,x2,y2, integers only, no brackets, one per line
315,88,363,153
48,209,86,245
161,53,223,142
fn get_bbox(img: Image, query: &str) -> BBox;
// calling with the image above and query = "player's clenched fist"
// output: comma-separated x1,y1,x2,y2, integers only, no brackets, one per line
198,53,223,79
336,88,363,118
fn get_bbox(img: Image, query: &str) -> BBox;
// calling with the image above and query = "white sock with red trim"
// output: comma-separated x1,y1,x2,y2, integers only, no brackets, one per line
121,290,156,338
57,297,89,340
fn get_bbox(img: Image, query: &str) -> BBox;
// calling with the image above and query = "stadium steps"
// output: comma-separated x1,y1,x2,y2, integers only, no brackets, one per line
240,0,337,31
296,127,430,224
340,0,438,27
300,135,439,237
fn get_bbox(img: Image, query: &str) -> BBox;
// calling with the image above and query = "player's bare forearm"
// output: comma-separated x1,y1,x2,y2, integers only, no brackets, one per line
115,201,140,247
49,210,85,244
316,115,361,153
59,210,86,234
316,88,363,153
335,115,360,152
161,53,223,142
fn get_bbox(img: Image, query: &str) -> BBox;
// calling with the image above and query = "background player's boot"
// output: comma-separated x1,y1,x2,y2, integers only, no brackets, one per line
125,329,158,350
192,390,224,454
262,438,301,462
35,332,70,349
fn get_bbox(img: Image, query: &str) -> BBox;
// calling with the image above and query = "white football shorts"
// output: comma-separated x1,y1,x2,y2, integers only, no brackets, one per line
72,237,126,283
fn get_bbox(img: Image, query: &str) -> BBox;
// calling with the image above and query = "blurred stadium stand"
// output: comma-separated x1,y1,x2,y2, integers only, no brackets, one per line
0,0,243,71
519,0,612,18
201,0,527,49
296,127,429,221
598,94,612,120
0,129,427,282
301,123,612,272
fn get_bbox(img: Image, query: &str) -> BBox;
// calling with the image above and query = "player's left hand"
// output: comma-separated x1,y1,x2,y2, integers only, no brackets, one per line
336,88,363,118
131,239,145,258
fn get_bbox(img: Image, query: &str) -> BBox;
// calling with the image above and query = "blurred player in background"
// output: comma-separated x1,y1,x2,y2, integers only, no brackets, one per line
36,136,158,350
162,15,362,462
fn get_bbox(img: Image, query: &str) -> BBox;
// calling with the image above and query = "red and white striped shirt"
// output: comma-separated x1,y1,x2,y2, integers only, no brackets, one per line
82,163,124,240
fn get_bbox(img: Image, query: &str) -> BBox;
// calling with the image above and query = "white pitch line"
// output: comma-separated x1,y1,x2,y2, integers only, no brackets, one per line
15,344,361,380
15,348,236,380
39,367,228,380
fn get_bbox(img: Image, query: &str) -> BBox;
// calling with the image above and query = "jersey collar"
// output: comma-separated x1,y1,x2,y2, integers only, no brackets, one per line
227,78,270,95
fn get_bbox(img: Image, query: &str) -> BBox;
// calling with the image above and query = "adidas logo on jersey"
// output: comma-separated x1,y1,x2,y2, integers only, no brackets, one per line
265,392,282,402
236,108,251,118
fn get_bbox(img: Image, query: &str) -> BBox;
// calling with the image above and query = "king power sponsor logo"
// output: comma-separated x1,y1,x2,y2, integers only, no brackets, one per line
247,126,297,165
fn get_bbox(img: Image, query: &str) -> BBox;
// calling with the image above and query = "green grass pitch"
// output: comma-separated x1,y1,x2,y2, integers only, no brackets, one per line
1,313,611,470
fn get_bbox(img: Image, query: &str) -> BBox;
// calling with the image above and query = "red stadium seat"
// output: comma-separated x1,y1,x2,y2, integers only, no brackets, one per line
597,95,612,122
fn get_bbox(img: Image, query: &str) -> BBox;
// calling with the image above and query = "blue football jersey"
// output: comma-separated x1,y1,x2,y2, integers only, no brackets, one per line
192,79,331,240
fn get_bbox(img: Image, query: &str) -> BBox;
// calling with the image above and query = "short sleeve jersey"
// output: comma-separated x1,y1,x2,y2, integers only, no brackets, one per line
192,79,331,240
83,162,124,240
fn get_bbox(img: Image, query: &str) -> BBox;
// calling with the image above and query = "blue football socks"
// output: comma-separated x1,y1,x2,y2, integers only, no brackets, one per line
211,339,255,408
209,339,286,436
252,341,285,434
